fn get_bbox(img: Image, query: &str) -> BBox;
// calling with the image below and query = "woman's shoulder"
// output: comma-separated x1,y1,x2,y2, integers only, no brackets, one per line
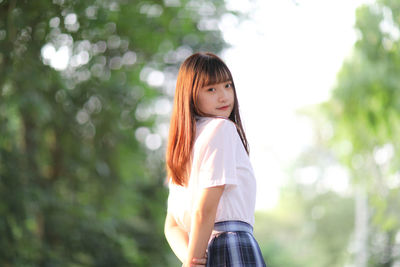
197,116,236,132
196,116,238,145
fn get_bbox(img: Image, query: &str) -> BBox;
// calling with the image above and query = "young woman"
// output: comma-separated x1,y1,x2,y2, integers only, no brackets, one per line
164,52,266,267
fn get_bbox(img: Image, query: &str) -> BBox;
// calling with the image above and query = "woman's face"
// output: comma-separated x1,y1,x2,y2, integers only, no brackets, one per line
196,81,234,118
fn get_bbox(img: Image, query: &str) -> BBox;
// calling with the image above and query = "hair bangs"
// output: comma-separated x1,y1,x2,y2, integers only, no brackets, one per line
197,58,232,89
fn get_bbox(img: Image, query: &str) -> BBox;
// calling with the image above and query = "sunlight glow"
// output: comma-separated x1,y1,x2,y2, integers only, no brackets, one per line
224,0,372,210
41,44,70,70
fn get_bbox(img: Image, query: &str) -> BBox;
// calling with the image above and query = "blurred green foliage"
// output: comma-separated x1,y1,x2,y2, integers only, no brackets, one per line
255,181,354,267
0,0,230,265
255,1,400,266
311,0,400,266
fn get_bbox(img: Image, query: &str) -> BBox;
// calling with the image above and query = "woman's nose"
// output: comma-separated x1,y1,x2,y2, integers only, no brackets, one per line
218,88,228,101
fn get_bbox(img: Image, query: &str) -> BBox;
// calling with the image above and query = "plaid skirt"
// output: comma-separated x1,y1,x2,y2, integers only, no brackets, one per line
206,221,267,267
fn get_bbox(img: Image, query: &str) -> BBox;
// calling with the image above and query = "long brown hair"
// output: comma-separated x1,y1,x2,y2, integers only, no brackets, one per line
166,52,249,186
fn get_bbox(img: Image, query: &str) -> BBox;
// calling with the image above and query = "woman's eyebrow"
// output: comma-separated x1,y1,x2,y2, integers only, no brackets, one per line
203,80,231,88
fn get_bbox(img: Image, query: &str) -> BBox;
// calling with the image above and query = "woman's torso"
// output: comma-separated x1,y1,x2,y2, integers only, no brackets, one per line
167,117,257,233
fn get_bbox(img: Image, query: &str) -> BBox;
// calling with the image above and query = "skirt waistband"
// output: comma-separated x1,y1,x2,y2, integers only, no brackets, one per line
212,220,253,235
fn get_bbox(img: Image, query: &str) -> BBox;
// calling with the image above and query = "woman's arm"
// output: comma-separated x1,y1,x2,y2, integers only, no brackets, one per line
164,213,189,263
185,185,225,266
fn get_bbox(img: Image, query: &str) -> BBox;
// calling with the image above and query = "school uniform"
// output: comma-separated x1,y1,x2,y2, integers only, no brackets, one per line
168,117,266,267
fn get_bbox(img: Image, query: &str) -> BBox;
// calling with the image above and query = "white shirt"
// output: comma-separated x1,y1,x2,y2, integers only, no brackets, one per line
167,117,257,233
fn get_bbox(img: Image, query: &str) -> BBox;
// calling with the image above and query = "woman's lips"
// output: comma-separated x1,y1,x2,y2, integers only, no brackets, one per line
217,105,230,110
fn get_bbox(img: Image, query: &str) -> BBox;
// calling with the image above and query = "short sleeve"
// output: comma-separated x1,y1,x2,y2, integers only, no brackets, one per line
166,180,173,212
166,180,185,213
197,119,238,189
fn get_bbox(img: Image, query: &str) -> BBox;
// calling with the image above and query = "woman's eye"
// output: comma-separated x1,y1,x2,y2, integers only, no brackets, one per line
208,88,215,92
225,83,232,88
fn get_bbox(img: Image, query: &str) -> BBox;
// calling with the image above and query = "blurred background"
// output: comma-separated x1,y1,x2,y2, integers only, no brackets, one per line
0,0,399,266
